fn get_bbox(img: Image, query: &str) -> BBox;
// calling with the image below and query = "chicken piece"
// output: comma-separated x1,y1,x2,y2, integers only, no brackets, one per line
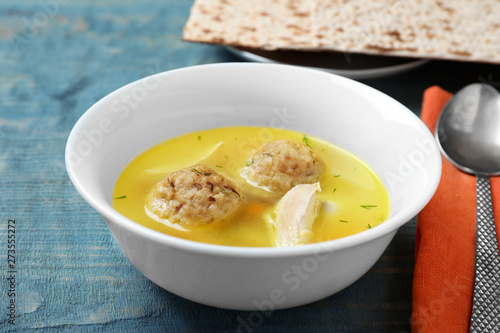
275,183,321,247
240,140,322,195
148,164,245,227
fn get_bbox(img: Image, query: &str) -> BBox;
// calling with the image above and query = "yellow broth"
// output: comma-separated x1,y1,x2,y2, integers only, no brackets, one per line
113,126,390,247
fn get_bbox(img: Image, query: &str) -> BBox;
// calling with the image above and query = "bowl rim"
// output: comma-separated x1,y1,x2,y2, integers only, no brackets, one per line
66,62,442,258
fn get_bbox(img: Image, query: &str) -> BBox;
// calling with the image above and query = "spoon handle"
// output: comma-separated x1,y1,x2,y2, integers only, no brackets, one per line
470,175,500,332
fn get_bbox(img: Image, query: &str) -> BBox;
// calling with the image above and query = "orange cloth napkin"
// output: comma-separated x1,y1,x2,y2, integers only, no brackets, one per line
412,86,500,332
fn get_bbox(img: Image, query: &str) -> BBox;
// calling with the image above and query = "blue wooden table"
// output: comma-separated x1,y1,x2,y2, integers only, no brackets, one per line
1,1,499,331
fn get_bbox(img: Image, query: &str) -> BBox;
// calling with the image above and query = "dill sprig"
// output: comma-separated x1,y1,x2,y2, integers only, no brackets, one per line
302,134,313,149
191,168,213,176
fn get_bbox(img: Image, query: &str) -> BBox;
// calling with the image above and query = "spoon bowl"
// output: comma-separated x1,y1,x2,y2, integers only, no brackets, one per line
436,83,500,175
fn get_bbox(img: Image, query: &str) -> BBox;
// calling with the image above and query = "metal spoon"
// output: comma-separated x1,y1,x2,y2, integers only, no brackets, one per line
436,83,500,332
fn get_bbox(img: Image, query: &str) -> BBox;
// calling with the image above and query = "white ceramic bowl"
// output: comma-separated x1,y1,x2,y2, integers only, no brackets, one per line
66,63,441,310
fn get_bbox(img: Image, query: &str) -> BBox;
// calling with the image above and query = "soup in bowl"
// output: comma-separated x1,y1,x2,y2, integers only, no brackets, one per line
66,63,441,310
